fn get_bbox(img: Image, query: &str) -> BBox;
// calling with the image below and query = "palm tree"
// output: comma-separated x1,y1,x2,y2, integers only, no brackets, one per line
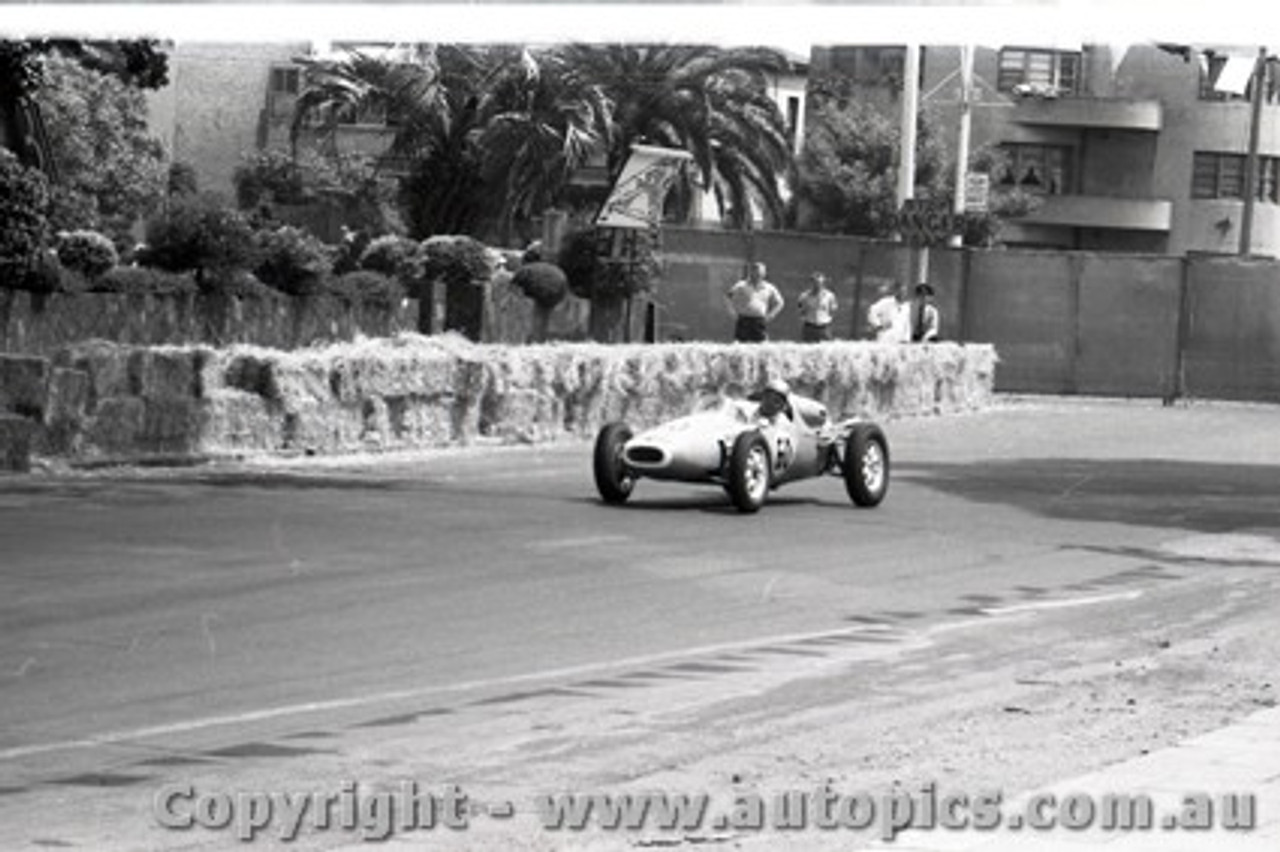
292,44,494,237
291,42,797,238
476,47,612,241
552,43,796,228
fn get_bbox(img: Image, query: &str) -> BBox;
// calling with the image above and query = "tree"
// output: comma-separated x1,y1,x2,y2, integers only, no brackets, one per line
293,44,495,238
293,42,797,241
1,39,168,175
0,149,51,284
36,52,167,243
792,95,950,237
475,47,610,241
553,43,795,228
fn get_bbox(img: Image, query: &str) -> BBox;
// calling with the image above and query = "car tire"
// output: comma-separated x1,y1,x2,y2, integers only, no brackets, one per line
727,431,771,513
844,424,889,507
594,422,635,504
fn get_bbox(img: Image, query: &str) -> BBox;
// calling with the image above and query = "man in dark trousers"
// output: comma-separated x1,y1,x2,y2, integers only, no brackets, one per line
911,282,941,342
725,261,784,342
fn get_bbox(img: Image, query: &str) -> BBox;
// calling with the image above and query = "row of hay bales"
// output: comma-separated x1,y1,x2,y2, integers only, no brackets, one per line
1,335,997,464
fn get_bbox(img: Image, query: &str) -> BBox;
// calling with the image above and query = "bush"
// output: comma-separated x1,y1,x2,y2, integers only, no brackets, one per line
422,235,493,290
198,268,282,299
89,266,198,295
358,234,422,281
169,161,199,198
253,225,333,296
511,261,568,309
327,270,406,306
55,229,119,278
138,194,259,281
234,150,308,209
0,150,51,286
559,227,660,301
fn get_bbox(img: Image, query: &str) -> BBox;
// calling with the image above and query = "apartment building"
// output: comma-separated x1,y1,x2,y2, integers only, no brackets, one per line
146,41,396,201
814,42,1280,257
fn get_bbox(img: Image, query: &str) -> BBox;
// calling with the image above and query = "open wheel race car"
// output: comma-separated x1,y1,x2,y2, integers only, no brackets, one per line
593,381,889,513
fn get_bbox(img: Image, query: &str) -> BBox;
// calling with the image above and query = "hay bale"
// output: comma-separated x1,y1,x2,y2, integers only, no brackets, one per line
84,396,145,456
481,388,563,443
279,402,364,454
199,389,282,453
38,367,91,455
0,414,34,472
0,354,49,420
360,395,391,448
139,397,204,455
385,395,453,446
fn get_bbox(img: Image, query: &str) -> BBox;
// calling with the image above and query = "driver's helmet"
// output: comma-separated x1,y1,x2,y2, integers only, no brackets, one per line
758,378,791,418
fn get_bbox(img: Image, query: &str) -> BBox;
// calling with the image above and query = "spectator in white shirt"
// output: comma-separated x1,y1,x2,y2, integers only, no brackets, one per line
798,272,838,342
725,262,784,342
866,280,911,343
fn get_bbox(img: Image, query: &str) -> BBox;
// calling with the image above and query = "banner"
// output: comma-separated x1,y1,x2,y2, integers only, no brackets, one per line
595,144,694,229
1214,54,1256,96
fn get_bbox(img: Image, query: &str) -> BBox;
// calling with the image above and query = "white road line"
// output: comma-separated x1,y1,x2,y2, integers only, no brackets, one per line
527,535,632,550
0,623,894,763
979,590,1143,616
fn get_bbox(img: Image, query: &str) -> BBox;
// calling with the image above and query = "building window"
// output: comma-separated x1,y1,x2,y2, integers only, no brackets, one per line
997,48,1081,96
1192,151,1280,202
269,66,301,96
997,144,1073,194
785,95,800,148
267,65,302,120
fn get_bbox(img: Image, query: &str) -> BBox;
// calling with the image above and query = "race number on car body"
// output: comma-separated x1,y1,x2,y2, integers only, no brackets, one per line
774,434,795,472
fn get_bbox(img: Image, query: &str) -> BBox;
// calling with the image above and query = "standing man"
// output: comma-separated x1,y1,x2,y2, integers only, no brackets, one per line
911,282,941,342
797,272,838,342
725,261,784,342
866,280,911,342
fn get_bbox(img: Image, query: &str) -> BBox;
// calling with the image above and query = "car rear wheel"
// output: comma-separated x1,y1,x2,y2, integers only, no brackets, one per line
844,424,889,507
594,422,636,504
727,431,771,513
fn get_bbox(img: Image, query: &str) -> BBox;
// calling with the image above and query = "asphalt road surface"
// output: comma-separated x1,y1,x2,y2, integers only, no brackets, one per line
1,397,1278,850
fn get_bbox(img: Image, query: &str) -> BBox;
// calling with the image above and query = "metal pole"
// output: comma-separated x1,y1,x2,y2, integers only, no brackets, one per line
949,44,975,249
1240,46,1266,256
898,43,925,285
897,43,920,212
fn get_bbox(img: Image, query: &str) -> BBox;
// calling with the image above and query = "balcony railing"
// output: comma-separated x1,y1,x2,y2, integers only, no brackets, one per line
1019,194,1173,231
1011,97,1163,132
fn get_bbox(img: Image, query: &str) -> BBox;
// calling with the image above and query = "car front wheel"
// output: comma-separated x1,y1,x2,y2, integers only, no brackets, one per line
844,424,889,507
594,422,635,504
727,431,771,513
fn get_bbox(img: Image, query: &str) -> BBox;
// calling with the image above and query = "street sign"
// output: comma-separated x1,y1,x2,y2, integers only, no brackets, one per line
893,199,962,246
964,173,990,214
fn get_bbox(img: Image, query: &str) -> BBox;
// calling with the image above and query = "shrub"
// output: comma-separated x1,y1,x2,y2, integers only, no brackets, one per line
327,270,406,307
234,150,308,209
0,150,51,286
559,227,661,301
90,266,198,295
511,261,568,309
138,193,259,281
253,225,333,296
168,161,199,198
358,235,422,281
422,235,493,290
331,228,372,276
56,229,119,278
